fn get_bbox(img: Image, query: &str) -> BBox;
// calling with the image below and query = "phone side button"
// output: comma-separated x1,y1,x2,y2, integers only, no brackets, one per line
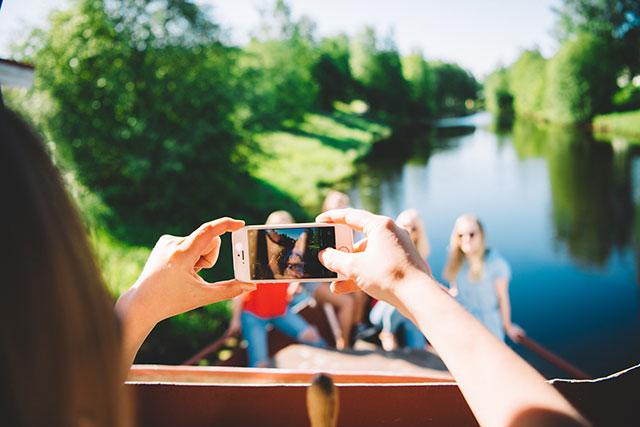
338,246,350,253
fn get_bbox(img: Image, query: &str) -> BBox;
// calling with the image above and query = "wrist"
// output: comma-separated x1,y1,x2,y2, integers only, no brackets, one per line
392,269,441,314
115,285,157,338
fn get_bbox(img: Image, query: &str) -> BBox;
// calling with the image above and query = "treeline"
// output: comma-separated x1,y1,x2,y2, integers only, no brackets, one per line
11,0,479,243
485,0,640,125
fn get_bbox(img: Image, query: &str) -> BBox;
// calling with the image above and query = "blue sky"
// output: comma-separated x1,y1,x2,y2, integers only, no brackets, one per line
0,0,560,78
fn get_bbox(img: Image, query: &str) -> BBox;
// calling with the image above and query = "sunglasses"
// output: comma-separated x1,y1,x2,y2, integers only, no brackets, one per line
458,231,477,239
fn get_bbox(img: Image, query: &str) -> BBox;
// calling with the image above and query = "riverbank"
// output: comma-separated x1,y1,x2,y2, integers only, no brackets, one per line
251,106,391,213
592,110,640,143
95,106,390,297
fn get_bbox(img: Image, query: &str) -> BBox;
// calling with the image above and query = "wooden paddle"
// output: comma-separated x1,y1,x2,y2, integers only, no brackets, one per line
307,373,339,427
517,335,591,380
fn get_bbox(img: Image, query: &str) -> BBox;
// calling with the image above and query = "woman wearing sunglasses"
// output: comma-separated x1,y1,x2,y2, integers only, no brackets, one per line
444,214,525,343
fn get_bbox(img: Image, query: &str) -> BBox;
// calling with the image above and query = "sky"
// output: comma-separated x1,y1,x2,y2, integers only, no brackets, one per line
0,0,561,78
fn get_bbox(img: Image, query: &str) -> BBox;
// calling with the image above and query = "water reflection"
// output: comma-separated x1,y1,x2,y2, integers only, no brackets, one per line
512,121,635,267
349,116,640,377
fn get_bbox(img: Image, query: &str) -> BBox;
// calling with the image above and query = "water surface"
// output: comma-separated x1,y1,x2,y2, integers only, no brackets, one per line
349,113,640,378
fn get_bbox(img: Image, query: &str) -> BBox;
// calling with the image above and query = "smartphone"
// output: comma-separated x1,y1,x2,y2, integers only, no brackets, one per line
232,223,353,283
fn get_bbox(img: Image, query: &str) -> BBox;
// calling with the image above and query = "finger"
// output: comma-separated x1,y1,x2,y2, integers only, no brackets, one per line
330,280,360,295
319,247,360,277
353,237,368,253
316,208,378,233
181,217,245,257
200,279,256,304
195,236,222,269
317,208,392,237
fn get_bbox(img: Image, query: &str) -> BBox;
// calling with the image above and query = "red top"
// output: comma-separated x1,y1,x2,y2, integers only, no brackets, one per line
242,283,290,318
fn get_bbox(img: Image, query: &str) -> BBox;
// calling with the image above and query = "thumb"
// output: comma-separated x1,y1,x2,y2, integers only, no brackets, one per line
319,247,359,278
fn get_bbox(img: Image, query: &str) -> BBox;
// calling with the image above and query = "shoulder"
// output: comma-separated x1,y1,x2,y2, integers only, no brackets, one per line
485,249,511,278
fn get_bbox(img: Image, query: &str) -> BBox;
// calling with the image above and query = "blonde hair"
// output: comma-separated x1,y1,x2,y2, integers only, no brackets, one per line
443,214,486,283
322,190,350,212
396,209,430,259
266,210,294,225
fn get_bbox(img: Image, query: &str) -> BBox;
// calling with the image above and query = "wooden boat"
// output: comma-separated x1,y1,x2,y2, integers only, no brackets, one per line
134,296,635,426
128,363,639,426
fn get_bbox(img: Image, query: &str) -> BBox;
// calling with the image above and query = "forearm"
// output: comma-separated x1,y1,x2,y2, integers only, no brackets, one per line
395,272,588,427
115,287,157,371
499,294,512,331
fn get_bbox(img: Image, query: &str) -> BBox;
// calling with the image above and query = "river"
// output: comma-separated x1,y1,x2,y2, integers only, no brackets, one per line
348,112,640,378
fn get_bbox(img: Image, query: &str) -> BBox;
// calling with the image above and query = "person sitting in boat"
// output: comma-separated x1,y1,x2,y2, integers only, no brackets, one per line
226,210,325,367
369,209,429,351
443,214,526,343
2,106,588,426
289,190,363,349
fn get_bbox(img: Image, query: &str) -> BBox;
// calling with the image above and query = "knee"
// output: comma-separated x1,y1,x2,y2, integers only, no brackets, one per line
338,296,354,312
299,326,322,344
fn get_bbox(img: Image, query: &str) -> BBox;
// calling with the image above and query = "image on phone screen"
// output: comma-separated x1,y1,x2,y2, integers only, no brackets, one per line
248,227,338,280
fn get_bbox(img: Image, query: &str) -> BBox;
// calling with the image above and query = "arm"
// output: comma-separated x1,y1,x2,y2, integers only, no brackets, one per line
317,208,589,427
496,278,525,342
227,295,244,336
115,218,256,369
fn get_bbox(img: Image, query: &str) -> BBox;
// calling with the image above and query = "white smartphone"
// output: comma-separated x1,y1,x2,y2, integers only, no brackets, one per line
231,223,353,283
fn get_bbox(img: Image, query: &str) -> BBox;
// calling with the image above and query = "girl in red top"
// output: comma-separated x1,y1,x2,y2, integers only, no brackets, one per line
227,211,325,367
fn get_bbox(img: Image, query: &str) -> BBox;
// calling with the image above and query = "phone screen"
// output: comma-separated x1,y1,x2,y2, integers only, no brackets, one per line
248,226,338,280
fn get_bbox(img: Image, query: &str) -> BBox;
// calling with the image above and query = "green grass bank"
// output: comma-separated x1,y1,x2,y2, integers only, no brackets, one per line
592,110,640,143
95,106,390,297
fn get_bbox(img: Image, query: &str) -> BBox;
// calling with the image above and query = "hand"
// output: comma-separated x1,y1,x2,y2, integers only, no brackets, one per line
116,217,256,328
316,208,431,309
506,324,526,343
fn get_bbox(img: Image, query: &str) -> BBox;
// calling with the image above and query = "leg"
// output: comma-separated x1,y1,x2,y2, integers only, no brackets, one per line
313,284,354,349
352,290,368,324
273,310,325,347
390,309,426,350
240,311,270,368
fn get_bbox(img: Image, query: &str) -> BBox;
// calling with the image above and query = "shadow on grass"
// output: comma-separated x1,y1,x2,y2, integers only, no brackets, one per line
282,126,365,153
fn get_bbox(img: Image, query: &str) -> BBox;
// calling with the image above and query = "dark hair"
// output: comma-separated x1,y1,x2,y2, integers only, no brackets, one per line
0,107,129,426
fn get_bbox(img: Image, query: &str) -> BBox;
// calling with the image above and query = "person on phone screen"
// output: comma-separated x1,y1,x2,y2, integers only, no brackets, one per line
1,106,589,426
369,209,429,351
227,211,325,367
443,214,525,343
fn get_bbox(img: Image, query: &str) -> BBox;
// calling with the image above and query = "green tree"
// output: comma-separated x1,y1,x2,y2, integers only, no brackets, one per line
545,32,618,123
350,27,411,117
238,0,319,129
554,0,640,73
314,34,354,110
484,67,513,120
31,0,246,239
508,49,547,119
431,61,479,116
401,52,436,117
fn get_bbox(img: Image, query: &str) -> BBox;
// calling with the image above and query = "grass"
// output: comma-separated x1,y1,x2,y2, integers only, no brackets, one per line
251,108,390,213
592,110,640,143
80,105,390,297
91,230,150,297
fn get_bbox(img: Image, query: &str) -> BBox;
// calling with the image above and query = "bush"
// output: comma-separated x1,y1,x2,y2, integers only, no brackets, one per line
545,32,618,123
508,50,547,119
401,53,436,117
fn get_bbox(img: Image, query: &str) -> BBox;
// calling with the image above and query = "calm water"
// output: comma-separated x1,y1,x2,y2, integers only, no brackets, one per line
348,113,640,378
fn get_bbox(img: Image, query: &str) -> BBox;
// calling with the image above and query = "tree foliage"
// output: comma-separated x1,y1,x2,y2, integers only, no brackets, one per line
237,0,319,129
314,34,354,110
545,32,618,123
401,52,436,116
554,0,640,73
430,61,479,116
32,0,246,237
